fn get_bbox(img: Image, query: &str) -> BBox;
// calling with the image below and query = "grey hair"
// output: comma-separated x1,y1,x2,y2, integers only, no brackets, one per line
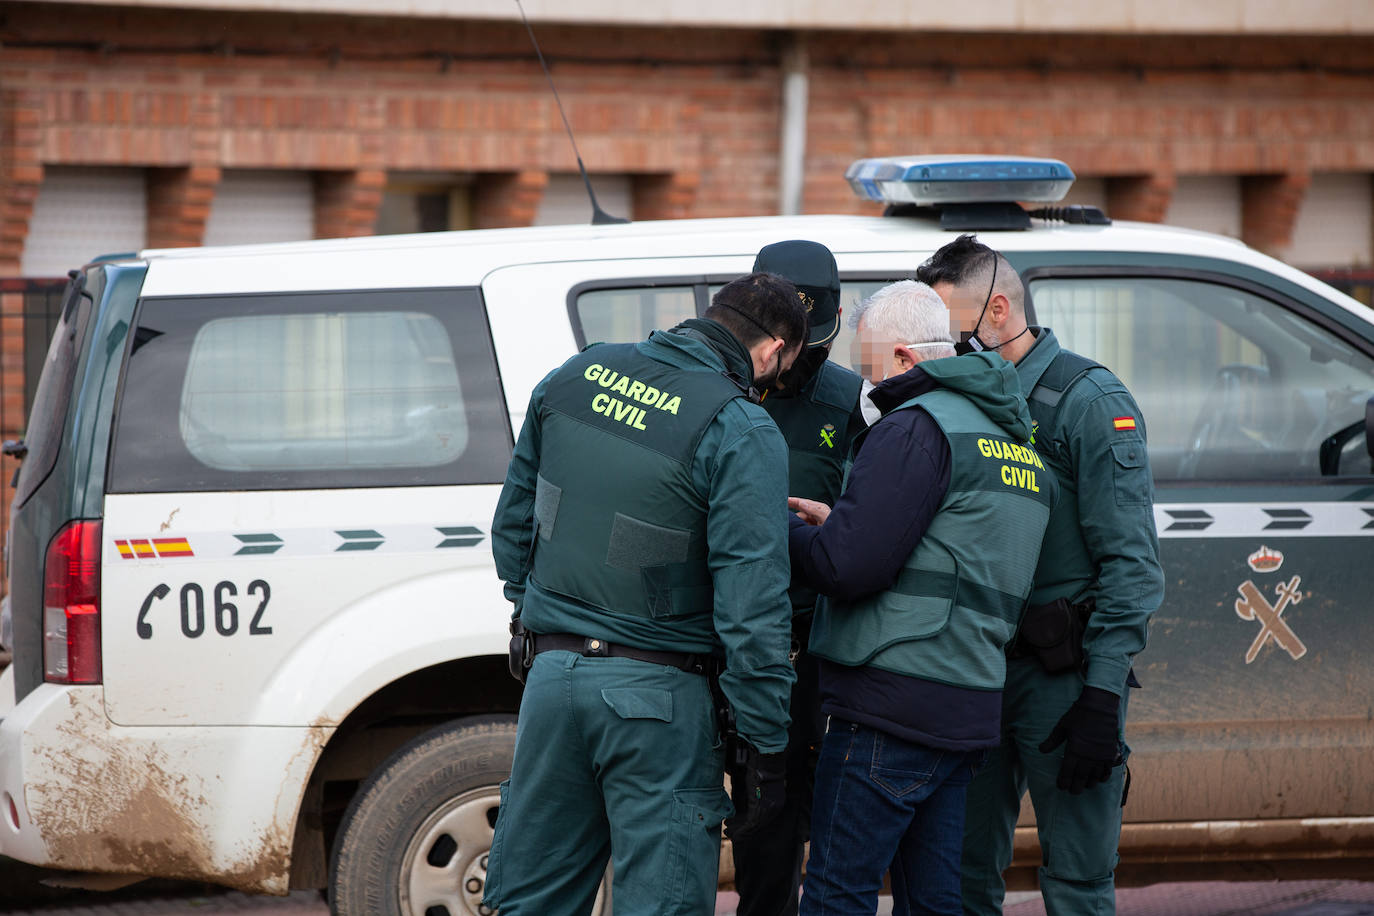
859,280,956,357
848,292,874,330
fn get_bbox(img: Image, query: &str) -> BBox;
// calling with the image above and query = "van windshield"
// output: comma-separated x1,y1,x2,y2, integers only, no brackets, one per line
14,269,101,509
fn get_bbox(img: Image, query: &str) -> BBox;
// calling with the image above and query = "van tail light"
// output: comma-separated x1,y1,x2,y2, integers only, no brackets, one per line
43,520,102,684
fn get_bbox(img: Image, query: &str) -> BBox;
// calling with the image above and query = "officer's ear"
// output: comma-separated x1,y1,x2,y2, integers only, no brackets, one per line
893,344,916,371
986,292,1013,326
748,334,787,376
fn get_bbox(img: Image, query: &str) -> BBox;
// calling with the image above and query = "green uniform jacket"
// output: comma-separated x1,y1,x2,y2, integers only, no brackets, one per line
1016,327,1166,696
811,352,1056,691
762,360,866,612
491,320,796,752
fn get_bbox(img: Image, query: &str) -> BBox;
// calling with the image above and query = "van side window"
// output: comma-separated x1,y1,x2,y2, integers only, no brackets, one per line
573,286,696,345
1029,276,1374,481
14,269,102,509
108,288,511,492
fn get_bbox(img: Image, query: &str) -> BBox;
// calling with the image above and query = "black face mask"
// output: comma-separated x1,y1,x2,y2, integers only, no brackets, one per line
755,346,785,393
952,253,1034,357
773,345,830,393
954,252,999,357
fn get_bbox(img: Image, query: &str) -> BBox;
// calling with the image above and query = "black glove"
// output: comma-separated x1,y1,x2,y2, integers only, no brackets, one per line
724,744,787,837
1038,686,1121,795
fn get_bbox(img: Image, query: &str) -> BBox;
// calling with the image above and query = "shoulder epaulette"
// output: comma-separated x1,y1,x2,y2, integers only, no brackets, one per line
810,361,864,411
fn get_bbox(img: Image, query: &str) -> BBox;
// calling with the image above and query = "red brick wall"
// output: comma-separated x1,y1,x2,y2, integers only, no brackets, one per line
1242,172,1313,258
1,1,1373,592
4,6,1370,257
314,169,386,238
147,166,221,249
0,90,45,275
472,171,548,229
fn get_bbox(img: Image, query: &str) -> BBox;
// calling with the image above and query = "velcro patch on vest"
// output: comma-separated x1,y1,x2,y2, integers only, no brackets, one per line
534,473,563,542
606,513,692,571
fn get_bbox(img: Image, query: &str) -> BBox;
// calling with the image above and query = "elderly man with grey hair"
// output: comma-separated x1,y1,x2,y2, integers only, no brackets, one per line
847,281,955,425
788,281,1057,916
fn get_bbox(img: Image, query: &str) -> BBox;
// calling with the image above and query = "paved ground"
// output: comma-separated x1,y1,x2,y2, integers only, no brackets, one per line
4,883,1374,914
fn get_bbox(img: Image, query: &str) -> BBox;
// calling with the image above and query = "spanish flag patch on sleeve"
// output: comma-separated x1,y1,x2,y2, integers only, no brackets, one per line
1113,416,1137,431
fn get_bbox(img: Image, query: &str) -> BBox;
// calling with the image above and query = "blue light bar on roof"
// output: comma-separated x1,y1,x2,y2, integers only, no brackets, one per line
845,154,1076,206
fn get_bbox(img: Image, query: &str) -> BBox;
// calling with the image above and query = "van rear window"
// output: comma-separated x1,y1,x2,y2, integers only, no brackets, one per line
108,288,512,492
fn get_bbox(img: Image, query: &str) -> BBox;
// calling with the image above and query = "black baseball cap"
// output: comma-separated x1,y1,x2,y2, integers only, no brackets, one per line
752,240,842,348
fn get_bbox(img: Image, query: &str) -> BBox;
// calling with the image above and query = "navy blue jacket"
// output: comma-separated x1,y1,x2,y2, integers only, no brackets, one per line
788,364,1004,750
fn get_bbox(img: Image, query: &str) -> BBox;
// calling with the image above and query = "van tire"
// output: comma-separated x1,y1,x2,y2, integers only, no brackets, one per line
328,715,518,916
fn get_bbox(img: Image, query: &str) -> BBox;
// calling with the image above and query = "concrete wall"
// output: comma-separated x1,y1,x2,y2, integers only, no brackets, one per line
31,0,1374,34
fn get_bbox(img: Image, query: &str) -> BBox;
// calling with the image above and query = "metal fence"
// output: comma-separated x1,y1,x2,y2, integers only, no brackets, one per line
1,278,67,603
1,277,68,436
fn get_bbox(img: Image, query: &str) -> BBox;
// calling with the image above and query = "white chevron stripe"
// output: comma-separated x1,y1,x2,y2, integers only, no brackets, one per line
1154,502,1374,538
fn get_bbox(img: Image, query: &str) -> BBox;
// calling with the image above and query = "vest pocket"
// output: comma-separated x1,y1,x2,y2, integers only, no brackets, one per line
886,566,956,639
877,592,952,639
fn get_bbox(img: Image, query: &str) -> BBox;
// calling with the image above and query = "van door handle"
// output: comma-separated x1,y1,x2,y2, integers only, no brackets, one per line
1,440,26,459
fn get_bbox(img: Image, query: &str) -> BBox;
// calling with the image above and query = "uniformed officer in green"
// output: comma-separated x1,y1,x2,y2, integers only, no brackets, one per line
918,236,1166,915
485,272,808,916
732,240,866,916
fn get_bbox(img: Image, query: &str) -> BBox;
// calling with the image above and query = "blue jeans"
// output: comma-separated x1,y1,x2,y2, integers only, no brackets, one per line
801,718,984,916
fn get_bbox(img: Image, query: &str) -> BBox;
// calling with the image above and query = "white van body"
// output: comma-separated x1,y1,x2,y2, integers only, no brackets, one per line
4,209,1374,909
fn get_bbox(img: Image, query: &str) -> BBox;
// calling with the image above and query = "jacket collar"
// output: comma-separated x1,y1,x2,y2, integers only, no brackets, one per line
643,318,759,397
672,318,757,389
1013,327,1059,393
868,365,939,416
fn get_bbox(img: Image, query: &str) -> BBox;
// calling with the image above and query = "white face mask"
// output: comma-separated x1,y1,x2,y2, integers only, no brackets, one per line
859,379,882,426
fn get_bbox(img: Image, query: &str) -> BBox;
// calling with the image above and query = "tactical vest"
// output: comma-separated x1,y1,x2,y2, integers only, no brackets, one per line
1024,349,1104,606
530,343,746,622
809,388,1056,691
763,360,864,505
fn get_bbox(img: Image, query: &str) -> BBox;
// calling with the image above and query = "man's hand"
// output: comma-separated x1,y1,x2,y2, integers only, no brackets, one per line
1038,686,1121,794
724,744,787,837
788,496,831,526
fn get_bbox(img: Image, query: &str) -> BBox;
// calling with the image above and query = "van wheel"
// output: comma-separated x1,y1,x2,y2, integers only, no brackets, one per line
328,715,609,916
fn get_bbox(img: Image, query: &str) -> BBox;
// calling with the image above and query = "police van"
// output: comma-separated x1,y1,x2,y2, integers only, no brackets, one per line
3,157,1373,912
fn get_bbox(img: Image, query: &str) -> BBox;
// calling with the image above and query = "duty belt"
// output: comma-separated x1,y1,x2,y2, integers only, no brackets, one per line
531,631,714,676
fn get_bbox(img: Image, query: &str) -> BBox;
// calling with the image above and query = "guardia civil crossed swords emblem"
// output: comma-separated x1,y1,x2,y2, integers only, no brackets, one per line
1234,545,1308,664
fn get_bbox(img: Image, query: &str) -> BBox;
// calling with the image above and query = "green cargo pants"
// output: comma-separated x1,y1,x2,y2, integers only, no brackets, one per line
961,658,1130,916
483,650,732,916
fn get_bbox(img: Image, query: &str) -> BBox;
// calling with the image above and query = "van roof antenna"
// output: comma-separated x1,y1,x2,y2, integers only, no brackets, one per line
515,0,629,226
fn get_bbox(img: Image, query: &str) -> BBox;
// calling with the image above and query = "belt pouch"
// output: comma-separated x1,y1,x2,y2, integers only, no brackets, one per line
1018,598,1085,674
